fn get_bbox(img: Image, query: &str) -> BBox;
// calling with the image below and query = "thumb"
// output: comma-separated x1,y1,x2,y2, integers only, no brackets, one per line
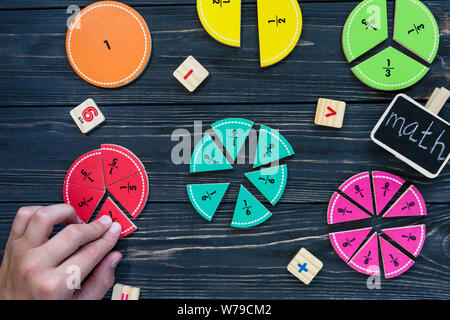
74,251,122,300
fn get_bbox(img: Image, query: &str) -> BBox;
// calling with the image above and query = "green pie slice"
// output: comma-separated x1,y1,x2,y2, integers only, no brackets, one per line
351,46,429,91
231,185,272,228
211,118,254,161
245,165,288,205
187,183,230,222
190,134,233,173
253,125,295,168
394,0,439,64
342,0,388,62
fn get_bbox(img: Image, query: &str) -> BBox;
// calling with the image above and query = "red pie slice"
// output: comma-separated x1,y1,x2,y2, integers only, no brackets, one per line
63,183,105,223
96,197,137,238
107,171,149,218
64,149,105,192
101,144,145,187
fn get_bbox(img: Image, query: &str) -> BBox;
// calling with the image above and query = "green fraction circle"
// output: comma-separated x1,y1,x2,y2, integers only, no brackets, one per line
342,0,439,91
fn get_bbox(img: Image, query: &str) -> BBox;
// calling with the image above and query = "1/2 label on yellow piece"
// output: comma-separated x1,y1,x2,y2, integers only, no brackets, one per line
197,0,241,47
257,0,302,67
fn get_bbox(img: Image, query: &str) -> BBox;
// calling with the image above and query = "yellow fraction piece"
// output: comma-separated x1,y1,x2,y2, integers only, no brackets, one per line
197,0,241,47
257,0,302,67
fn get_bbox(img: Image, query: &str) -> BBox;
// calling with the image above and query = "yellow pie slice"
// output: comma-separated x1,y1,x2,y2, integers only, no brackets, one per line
257,0,302,67
197,0,241,47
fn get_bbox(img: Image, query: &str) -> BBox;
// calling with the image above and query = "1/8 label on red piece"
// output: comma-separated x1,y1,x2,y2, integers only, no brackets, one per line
96,197,137,238
107,170,149,218
64,150,105,192
63,183,105,223
101,144,145,186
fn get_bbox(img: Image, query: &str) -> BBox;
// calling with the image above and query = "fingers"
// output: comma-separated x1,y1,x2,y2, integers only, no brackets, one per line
74,251,122,300
24,204,81,247
9,206,43,240
58,222,122,283
37,216,113,268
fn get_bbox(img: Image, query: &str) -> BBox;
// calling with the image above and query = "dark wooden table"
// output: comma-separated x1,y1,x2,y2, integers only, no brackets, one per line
0,0,448,299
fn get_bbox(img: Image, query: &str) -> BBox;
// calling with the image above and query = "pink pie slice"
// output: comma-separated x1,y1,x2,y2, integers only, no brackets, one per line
383,186,427,218
372,171,405,215
348,233,380,275
327,192,371,224
329,227,373,262
382,225,426,257
379,237,415,279
339,172,374,214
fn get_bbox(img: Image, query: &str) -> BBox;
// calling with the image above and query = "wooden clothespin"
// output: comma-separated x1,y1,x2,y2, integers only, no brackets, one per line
425,87,449,115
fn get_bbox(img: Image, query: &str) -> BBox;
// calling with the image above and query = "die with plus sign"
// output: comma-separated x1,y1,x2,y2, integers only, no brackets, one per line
287,248,323,285
173,56,209,92
70,98,105,134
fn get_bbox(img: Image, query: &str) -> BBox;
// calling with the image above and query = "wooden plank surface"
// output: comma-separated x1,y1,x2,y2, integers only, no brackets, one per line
0,1,448,106
0,0,444,9
0,0,448,300
0,202,448,299
0,104,448,203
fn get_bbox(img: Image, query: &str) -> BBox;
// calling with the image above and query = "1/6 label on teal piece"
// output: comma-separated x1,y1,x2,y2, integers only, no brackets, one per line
187,183,230,221
211,118,254,161
393,0,439,64
245,164,287,205
190,134,233,173
253,125,294,168
231,185,272,228
351,46,429,91
342,0,388,62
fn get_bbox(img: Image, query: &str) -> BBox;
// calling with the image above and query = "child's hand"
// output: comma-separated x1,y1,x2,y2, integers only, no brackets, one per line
0,204,122,300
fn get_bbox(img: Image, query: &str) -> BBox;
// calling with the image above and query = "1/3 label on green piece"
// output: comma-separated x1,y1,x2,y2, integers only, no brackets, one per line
342,0,388,62
351,46,429,91
393,0,439,64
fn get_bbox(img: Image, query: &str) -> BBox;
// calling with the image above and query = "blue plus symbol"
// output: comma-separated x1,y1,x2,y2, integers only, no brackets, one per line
298,262,308,273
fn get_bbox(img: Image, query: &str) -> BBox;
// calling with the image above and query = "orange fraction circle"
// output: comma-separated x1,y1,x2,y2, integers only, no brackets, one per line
66,1,151,88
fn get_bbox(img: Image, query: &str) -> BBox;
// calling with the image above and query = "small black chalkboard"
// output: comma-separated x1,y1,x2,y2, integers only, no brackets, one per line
371,94,450,178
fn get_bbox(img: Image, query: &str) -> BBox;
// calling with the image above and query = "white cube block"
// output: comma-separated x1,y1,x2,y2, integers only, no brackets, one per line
173,56,209,92
70,98,105,134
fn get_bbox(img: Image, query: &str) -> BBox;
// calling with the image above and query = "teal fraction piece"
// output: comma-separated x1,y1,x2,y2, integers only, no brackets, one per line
211,118,254,161
231,185,272,228
245,164,287,205
253,125,295,168
190,134,233,173
187,183,230,222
